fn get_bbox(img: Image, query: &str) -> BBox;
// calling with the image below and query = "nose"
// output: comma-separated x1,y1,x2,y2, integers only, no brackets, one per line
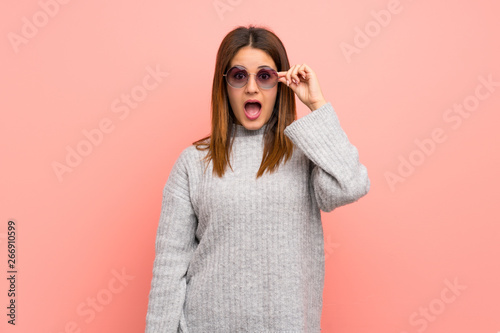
245,74,259,93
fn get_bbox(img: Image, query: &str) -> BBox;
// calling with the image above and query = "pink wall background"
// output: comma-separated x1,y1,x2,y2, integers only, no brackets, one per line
1,0,499,332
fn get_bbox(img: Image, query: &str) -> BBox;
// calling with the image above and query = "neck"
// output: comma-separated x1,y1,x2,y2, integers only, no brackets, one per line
233,123,267,137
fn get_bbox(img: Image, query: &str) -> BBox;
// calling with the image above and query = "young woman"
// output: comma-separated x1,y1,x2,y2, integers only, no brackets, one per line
145,24,370,333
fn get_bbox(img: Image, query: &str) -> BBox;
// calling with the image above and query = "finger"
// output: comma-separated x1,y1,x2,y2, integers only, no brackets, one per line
299,64,308,80
286,65,298,86
277,75,291,88
277,72,290,85
295,64,308,84
291,64,301,85
277,69,292,85
277,76,288,86
277,63,308,77
297,64,306,83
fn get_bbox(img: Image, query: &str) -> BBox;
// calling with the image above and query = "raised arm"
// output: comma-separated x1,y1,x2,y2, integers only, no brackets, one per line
284,102,370,212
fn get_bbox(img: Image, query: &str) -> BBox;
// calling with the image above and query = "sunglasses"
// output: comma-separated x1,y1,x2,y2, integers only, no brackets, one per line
223,65,279,89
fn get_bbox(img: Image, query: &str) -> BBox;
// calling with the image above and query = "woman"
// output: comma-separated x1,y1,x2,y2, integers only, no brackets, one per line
145,24,370,333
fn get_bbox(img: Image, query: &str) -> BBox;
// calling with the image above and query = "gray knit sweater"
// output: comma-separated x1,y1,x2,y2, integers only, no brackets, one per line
145,102,370,333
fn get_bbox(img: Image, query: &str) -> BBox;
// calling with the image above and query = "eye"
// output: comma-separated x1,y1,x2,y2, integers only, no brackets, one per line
230,69,247,81
259,73,270,80
234,72,246,80
258,69,273,81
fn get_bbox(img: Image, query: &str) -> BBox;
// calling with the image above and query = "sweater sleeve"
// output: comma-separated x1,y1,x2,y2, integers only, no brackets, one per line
283,102,370,212
145,148,198,333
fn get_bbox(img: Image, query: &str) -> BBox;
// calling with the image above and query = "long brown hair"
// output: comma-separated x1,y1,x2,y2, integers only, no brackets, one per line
193,24,297,179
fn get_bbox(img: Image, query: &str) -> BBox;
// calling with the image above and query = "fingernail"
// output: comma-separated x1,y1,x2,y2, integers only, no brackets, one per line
287,80,289,86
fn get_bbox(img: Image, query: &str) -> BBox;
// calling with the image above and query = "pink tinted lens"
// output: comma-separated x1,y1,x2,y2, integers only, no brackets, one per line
256,68,278,89
227,67,248,88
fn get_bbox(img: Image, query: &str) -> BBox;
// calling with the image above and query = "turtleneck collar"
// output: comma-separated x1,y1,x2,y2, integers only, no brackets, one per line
232,122,267,137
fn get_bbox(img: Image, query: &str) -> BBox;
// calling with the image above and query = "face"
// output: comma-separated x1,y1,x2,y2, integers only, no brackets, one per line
225,46,278,130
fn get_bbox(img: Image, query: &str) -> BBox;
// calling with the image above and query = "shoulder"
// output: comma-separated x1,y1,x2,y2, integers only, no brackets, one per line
165,144,198,186
179,144,197,159
173,143,207,173
172,144,195,168
180,143,205,161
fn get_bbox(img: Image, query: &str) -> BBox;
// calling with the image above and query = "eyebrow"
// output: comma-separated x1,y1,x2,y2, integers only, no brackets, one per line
234,64,275,70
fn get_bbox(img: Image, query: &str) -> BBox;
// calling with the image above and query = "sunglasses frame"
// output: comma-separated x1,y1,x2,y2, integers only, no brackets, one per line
223,65,279,89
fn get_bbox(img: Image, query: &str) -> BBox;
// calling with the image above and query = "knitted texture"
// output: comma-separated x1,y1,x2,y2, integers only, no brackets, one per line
145,102,370,333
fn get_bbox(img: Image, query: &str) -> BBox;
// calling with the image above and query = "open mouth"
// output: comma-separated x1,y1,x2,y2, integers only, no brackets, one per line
244,101,262,120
